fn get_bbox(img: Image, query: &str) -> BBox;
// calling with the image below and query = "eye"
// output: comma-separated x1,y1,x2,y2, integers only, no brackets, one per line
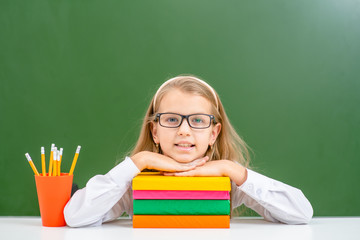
166,117,179,123
190,115,208,126
162,114,181,123
192,118,204,123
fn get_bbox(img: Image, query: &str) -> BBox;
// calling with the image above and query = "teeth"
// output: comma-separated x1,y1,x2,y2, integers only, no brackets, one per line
177,144,193,147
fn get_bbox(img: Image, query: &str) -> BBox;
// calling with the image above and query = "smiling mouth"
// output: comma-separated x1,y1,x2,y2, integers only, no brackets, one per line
175,144,195,148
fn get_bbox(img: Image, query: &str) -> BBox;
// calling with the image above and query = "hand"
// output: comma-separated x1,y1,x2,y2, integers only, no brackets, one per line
163,160,227,177
131,151,208,173
163,159,248,186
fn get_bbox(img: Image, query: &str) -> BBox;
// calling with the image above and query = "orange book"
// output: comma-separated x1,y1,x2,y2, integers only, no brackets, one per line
133,215,230,228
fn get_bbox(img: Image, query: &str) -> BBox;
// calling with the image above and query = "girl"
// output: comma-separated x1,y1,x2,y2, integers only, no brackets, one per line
64,75,313,227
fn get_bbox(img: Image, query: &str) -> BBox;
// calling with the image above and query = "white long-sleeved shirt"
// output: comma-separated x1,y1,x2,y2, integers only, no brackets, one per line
64,157,313,227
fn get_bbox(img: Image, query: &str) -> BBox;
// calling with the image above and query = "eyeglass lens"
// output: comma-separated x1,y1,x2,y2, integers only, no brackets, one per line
159,113,212,128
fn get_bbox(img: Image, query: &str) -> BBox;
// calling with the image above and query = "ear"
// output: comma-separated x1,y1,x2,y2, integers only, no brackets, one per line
150,121,159,144
210,123,221,145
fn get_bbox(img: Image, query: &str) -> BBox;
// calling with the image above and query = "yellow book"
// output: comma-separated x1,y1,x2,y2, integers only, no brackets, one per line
132,172,231,191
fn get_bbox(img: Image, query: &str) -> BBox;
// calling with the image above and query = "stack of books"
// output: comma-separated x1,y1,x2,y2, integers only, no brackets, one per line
132,172,231,228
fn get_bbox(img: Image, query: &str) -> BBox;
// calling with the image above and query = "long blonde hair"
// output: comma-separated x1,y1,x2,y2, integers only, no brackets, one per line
130,75,250,167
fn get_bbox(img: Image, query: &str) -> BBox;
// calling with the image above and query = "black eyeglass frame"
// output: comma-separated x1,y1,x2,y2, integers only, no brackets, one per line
154,112,217,129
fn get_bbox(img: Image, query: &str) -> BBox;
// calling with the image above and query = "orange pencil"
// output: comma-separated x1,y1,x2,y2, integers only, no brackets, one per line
25,153,40,176
69,145,81,175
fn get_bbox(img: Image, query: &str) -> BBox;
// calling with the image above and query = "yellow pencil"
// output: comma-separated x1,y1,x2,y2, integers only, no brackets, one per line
58,148,63,176
41,147,46,176
53,147,58,176
48,144,55,176
56,149,60,176
69,145,81,175
25,153,40,176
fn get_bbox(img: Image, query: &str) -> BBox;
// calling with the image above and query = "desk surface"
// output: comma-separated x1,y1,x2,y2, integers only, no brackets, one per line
1,217,359,240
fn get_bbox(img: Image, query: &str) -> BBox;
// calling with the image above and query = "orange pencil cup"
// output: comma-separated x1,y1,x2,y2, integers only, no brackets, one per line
34,174,73,227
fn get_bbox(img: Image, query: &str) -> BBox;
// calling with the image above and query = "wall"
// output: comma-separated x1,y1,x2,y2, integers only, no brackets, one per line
1,0,359,216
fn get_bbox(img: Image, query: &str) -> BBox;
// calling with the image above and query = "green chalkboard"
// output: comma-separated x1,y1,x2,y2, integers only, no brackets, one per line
1,0,359,216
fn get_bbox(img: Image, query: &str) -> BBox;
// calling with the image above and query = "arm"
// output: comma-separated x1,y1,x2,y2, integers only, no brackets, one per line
64,157,140,227
164,160,313,224
64,152,206,227
232,169,313,224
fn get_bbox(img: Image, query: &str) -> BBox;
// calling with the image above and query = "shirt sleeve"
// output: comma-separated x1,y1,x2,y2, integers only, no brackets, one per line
231,169,313,224
64,156,140,227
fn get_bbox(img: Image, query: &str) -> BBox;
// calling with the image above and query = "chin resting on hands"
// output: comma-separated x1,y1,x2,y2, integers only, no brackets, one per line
131,151,208,173
163,159,248,186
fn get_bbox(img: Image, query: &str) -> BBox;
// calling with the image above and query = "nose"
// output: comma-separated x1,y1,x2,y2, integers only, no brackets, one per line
177,118,191,136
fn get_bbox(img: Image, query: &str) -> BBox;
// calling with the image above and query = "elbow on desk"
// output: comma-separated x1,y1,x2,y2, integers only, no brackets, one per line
63,190,103,228
290,209,313,224
63,197,83,227
286,200,314,225
64,215,79,228
63,203,100,228
272,208,313,225
269,194,314,225
63,207,82,228
64,211,102,228
300,204,314,224
285,188,314,224
298,193,314,224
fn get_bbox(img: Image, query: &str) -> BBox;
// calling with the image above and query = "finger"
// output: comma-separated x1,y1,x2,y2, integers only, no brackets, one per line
154,160,197,172
163,171,187,177
163,167,199,176
174,164,197,172
188,156,208,167
172,169,198,177
163,172,175,176
193,158,207,168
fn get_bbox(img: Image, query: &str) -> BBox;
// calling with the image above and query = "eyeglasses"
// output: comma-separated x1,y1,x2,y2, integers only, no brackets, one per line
155,113,216,129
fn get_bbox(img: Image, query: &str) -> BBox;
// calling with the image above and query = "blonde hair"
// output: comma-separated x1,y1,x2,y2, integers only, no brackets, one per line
129,75,251,167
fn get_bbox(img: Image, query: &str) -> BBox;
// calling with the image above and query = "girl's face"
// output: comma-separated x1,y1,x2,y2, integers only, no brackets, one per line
151,89,221,163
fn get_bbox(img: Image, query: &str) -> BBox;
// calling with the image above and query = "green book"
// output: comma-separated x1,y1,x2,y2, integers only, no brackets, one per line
133,199,230,215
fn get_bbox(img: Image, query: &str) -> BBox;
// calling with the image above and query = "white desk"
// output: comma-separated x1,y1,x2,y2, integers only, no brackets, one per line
0,217,359,240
